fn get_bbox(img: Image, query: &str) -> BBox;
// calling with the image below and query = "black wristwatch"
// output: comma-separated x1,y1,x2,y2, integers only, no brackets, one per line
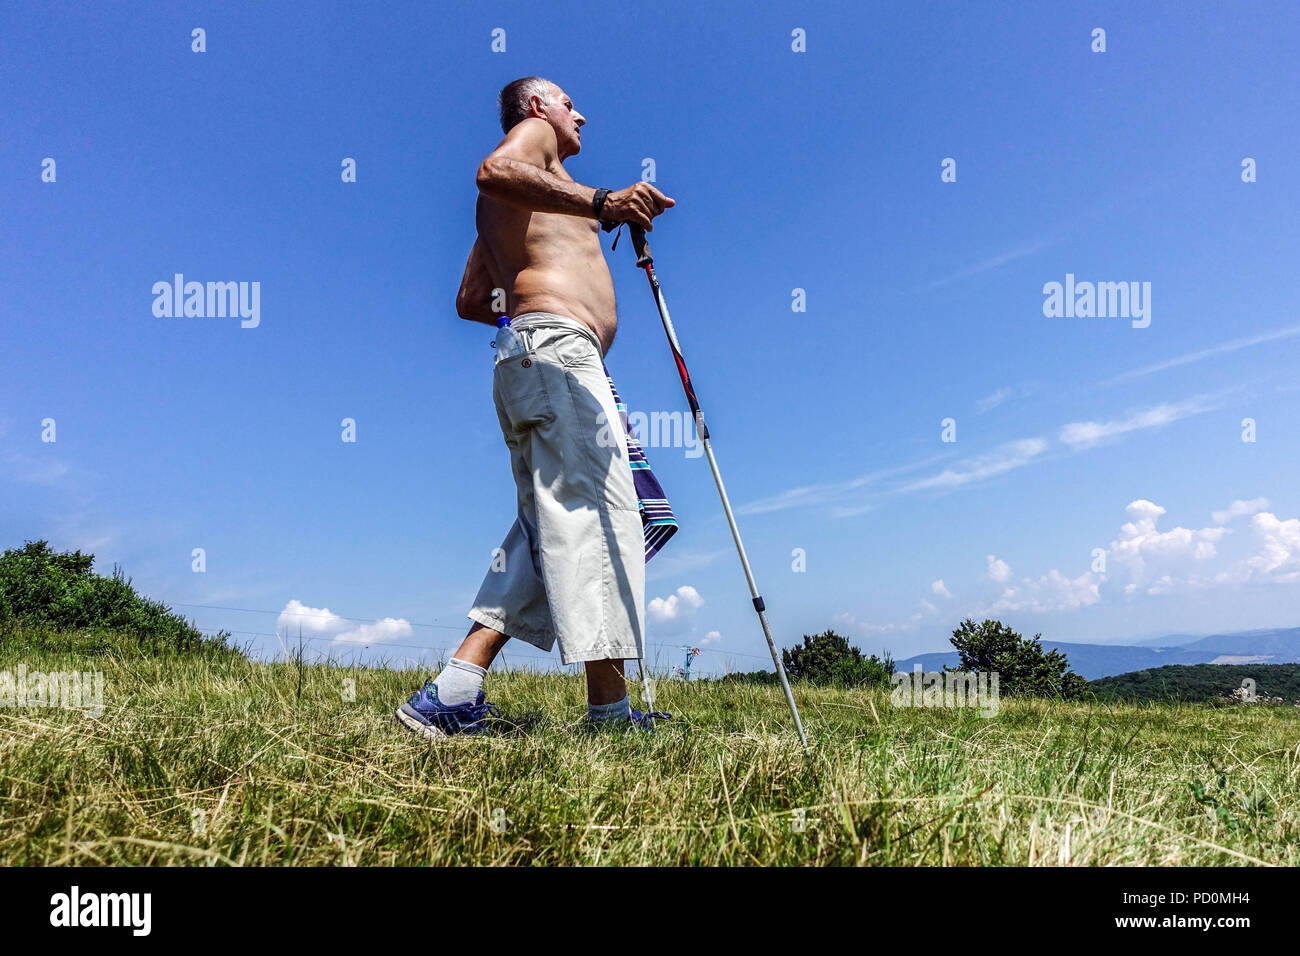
592,187,611,222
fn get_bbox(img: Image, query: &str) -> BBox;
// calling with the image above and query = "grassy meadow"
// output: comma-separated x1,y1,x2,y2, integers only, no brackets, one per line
1,624,1298,866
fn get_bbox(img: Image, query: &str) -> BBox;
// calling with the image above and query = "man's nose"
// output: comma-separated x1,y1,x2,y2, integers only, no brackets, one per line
575,113,586,126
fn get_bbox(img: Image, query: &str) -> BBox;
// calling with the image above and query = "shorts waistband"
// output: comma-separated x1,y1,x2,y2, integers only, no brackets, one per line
509,312,602,353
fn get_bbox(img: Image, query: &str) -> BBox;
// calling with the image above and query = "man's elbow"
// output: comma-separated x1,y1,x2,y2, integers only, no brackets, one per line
476,158,504,194
456,292,492,324
455,291,472,320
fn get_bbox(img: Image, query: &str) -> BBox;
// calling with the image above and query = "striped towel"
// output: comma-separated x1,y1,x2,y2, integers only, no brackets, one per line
603,361,679,562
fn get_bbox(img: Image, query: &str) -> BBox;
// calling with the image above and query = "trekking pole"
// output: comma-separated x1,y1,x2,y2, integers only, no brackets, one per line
624,223,811,757
636,658,657,731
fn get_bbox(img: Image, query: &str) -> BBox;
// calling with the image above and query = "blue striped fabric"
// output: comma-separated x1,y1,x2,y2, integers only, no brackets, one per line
603,361,679,562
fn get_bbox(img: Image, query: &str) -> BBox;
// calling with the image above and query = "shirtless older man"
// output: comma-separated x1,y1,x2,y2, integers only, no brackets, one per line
396,77,676,739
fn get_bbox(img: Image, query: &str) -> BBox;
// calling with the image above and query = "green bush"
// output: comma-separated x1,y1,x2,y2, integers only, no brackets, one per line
714,669,781,686
781,630,894,688
0,540,232,656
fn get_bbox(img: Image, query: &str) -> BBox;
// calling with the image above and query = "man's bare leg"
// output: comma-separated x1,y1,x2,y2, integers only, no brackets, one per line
585,658,627,705
448,626,627,704
450,621,510,670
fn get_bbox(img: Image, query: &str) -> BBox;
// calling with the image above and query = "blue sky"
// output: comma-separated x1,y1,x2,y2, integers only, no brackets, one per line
4,1,1299,675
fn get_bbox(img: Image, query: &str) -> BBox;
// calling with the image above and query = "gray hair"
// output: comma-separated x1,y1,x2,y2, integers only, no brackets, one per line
498,76,557,133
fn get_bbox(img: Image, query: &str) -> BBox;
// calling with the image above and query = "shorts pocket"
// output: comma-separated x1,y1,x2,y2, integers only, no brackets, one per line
550,331,599,370
495,338,553,430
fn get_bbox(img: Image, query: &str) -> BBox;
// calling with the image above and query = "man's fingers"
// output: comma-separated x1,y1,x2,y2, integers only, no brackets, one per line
646,184,676,210
631,196,653,228
630,183,675,217
639,188,665,216
608,183,671,229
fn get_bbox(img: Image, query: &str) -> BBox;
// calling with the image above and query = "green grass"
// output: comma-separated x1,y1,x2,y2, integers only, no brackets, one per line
2,627,1299,866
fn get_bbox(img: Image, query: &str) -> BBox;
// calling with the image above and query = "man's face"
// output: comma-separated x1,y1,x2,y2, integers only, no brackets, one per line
536,84,585,158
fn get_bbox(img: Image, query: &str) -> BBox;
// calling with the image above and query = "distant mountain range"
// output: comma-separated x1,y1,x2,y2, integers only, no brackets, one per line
894,627,1300,681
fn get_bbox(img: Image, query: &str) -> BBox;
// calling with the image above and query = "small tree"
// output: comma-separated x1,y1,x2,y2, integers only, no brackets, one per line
782,630,894,688
947,618,1086,700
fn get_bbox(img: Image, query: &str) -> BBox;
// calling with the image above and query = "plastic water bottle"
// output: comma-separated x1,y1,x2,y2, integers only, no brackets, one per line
493,316,526,364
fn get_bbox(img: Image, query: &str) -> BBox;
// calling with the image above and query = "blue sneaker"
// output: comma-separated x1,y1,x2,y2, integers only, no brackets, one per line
395,679,501,741
630,708,672,731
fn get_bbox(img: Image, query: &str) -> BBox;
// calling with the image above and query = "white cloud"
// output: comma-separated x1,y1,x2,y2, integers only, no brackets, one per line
984,568,1102,614
277,599,346,636
1145,575,1181,596
738,391,1231,522
1108,500,1229,579
1212,497,1269,525
737,454,948,516
1101,323,1300,386
870,498,1300,631
332,618,414,647
1246,512,1300,582
648,585,705,632
701,630,722,646
646,546,730,581
1,451,71,487
276,599,413,647
832,611,910,635
903,438,1048,491
926,238,1047,289
977,387,1012,413
1059,398,1212,451
1115,507,1300,594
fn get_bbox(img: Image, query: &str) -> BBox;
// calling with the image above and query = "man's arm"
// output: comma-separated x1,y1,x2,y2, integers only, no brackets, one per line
476,118,675,230
455,237,503,325
476,119,595,216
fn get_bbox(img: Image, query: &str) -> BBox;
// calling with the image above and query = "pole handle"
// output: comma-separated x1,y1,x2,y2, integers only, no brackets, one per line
629,224,652,268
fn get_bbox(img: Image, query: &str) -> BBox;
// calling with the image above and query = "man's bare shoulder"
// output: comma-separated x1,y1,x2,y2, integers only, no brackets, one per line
484,118,558,170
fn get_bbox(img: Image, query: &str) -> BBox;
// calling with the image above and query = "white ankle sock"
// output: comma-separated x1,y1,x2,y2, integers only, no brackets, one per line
587,694,631,724
432,657,487,706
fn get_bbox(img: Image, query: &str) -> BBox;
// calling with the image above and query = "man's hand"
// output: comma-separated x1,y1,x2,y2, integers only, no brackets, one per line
601,182,675,231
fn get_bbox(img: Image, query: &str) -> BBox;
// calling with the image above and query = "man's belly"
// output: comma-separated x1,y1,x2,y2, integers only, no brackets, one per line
511,269,618,356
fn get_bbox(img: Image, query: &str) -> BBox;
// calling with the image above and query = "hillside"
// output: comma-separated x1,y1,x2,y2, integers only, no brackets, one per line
1090,663,1300,703
0,540,233,657
896,627,1300,680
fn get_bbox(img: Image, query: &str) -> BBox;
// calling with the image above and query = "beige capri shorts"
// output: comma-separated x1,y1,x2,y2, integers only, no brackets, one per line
466,312,646,665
